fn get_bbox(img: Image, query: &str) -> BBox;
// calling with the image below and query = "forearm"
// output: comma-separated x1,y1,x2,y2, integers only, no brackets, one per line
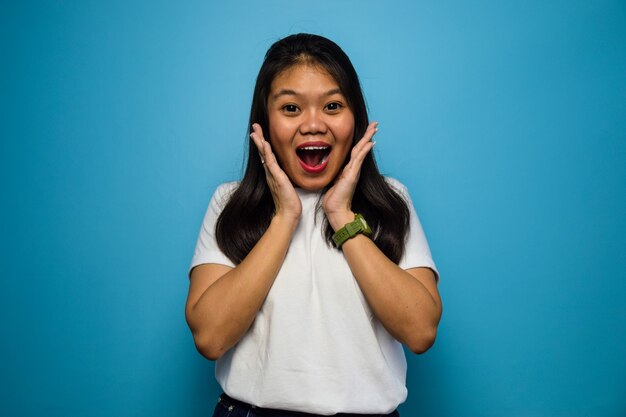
340,232,442,353
186,214,298,359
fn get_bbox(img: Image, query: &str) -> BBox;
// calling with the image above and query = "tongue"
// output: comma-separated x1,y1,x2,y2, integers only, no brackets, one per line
299,150,325,166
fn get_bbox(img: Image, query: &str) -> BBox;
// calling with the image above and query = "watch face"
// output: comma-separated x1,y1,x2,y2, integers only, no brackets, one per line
356,214,372,235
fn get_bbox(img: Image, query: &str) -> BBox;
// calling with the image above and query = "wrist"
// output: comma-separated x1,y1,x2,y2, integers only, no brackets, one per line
331,212,373,248
271,212,301,232
328,210,355,232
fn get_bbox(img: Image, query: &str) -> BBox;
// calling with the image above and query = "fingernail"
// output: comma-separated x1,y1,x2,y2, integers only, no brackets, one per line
372,141,377,146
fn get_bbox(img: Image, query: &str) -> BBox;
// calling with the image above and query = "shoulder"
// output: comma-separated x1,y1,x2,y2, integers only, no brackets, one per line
215,181,239,196
383,176,409,197
211,181,240,207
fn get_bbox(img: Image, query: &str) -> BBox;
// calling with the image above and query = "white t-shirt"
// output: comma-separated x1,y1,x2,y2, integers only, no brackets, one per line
190,178,437,415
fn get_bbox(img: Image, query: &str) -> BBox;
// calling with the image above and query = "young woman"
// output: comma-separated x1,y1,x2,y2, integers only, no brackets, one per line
186,33,442,417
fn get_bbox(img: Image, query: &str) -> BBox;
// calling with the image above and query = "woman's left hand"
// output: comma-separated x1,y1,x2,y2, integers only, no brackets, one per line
323,121,378,231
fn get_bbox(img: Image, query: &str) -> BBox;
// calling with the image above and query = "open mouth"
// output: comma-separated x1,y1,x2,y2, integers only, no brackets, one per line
296,143,331,173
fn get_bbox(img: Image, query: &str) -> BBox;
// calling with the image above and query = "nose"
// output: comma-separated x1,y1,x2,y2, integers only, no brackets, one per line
299,109,328,136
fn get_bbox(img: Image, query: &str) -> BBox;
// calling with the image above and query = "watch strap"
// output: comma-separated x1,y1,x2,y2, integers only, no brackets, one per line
332,213,372,248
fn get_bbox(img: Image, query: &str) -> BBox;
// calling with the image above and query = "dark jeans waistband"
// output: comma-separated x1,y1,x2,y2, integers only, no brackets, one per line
218,393,399,417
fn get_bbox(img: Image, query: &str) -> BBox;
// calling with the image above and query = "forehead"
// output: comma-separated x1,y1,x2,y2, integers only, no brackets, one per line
270,64,341,95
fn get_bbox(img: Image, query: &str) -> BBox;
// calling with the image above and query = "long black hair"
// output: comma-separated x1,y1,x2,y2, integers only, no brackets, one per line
216,33,410,264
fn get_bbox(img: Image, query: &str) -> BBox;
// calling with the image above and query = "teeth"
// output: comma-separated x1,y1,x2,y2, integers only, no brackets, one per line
300,146,329,150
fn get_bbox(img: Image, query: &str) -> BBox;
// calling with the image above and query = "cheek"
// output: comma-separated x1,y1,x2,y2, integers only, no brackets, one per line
337,113,355,141
267,114,279,141
335,121,355,148
334,121,355,164
267,120,293,163
268,114,294,141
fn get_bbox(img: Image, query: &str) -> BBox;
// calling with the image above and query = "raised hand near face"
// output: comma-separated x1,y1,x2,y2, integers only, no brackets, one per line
250,123,302,222
322,121,378,231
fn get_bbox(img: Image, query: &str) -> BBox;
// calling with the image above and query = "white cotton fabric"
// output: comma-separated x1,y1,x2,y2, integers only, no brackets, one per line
190,178,438,415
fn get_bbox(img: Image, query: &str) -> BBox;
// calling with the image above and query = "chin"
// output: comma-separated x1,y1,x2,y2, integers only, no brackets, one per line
288,167,340,191
293,177,331,192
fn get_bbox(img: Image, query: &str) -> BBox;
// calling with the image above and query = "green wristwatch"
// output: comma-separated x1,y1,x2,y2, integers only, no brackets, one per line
332,213,372,248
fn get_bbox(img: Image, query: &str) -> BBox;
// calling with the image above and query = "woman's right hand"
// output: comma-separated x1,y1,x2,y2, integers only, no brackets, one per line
250,123,302,222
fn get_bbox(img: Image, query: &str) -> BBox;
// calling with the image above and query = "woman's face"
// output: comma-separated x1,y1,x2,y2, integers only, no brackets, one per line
267,63,355,191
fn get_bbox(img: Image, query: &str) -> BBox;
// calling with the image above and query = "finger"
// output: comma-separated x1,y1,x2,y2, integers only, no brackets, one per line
261,139,286,180
250,123,266,148
356,139,376,159
355,121,378,149
347,122,377,164
251,123,268,141
347,141,375,175
261,140,295,190
250,123,268,163
348,122,378,167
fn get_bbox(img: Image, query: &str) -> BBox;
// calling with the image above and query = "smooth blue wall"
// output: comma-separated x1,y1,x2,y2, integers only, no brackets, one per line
2,1,625,416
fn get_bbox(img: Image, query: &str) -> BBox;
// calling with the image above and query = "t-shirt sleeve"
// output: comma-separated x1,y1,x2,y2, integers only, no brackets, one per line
189,182,238,275
387,178,439,281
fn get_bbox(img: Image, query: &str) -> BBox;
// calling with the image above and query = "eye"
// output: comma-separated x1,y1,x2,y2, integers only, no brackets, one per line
325,102,342,112
282,104,300,114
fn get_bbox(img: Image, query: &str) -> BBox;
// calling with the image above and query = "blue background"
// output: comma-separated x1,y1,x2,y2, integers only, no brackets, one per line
2,1,625,416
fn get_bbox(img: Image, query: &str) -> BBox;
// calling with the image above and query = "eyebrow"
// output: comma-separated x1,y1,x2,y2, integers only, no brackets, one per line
271,88,343,100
